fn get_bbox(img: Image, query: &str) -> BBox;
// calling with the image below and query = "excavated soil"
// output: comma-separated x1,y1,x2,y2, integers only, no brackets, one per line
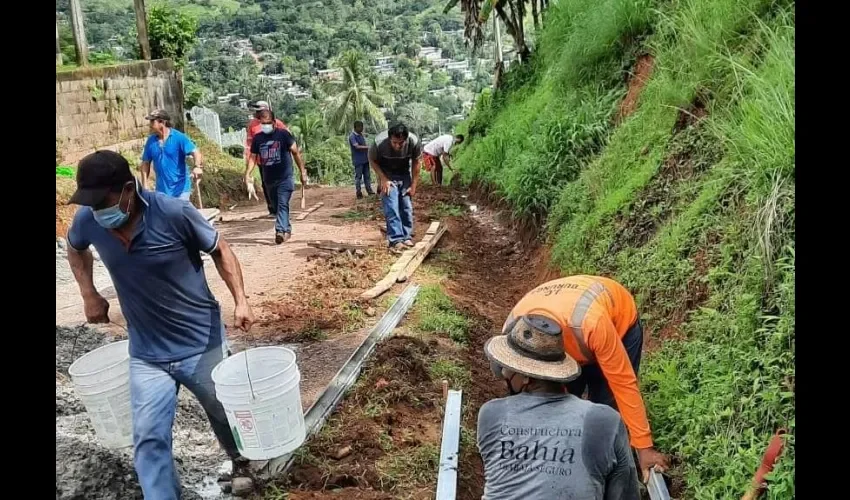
617,54,655,122
278,186,540,499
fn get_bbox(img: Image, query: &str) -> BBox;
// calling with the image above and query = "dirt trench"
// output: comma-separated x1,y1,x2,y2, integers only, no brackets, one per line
278,187,544,499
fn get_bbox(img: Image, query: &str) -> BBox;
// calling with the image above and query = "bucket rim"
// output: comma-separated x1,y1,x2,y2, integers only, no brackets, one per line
68,340,130,378
212,346,298,387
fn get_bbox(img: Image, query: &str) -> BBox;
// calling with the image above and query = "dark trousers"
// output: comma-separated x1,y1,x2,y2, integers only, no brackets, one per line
354,162,374,196
565,319,644,408
259,166,274,215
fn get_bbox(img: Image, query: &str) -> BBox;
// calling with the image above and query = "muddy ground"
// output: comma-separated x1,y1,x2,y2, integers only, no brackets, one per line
277,187,542,499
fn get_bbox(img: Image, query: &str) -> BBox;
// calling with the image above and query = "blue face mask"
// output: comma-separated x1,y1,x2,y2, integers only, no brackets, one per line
92,187,131,229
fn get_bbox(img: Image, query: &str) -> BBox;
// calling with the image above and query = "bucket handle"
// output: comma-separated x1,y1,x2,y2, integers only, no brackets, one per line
244,349,257,400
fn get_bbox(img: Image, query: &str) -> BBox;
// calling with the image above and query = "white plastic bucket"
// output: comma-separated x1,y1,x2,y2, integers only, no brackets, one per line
67,340,133,449
211,347,306,460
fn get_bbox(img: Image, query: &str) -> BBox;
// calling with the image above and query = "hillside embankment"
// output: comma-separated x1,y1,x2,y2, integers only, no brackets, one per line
452,0,795,497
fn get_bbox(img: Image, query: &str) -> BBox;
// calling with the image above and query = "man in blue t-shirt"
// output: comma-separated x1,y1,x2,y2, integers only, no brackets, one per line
245,109,308,244
349,120,374,199
65,150,256,499
139,109,204,201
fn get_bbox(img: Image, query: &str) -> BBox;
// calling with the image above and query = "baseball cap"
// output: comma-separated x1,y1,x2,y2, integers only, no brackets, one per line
249,100,271,111
144,109,171,121
68,150,136,207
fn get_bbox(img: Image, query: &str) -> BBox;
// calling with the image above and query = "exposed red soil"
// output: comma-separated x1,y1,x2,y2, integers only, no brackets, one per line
617,54,655,122
273,186,540,499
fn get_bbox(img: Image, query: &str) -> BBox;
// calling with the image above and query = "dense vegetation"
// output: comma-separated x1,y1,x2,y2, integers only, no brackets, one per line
454,0,795,497
56,0,492,184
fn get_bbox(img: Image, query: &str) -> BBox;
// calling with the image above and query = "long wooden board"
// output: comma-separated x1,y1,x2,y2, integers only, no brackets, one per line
295,202,324,221
359,221,445,300
307,240,371,252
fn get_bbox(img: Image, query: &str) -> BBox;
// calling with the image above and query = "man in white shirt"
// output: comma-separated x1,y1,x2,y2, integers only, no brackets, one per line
422,134,464,186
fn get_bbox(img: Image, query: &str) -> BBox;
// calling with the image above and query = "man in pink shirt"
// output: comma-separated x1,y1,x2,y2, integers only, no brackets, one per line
245,101,287,214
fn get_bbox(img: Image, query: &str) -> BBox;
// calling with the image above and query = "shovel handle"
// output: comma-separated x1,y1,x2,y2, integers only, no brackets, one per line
195,179,203,210
300,183,306,210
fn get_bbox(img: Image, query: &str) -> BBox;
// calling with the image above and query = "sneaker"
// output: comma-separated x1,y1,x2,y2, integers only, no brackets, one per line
275,233,285,245
388,242,405,254
402,239,415,247
284,232,292,242
356,192,363,200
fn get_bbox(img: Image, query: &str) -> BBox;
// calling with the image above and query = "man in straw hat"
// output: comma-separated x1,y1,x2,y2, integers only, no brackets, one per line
480,314,640,498
65,150,256,498
503,275,670,483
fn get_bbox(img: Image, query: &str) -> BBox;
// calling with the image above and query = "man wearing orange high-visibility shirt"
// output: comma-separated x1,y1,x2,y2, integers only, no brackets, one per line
503,275,670,482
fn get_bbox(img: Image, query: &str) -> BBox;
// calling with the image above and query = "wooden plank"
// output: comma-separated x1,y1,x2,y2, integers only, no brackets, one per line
359,221,445,300
295,202,324,221
397,222,447,283
307,240,371,252
436,390,463,500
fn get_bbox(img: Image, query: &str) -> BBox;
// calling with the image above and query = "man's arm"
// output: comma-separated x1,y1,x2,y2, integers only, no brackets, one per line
139,161,152,188
588,316,652,449
180,205,255,331
605,419,641,500
66,218,109,323
289,142,308,184
410,156,421,195
369,143,392,194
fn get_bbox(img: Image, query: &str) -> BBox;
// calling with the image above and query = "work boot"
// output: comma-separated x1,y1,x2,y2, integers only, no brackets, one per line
275,232,285,245
284,232,292,243
389,242,405,254
356,192,363,200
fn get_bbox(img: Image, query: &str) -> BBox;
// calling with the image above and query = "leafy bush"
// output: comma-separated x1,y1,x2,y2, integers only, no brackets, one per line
147,3,198,66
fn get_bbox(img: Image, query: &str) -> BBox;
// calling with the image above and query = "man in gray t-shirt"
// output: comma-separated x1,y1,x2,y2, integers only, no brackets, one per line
480,313,640,499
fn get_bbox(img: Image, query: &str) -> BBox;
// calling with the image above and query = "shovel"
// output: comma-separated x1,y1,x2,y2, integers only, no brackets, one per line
301,182,306,210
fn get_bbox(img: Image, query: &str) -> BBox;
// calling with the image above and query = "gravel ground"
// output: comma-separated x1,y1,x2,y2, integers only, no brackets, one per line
56,326,232,500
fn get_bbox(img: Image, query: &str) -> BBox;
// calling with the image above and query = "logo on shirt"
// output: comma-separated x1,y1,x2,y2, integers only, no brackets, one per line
495,425,581,477
259,139,283,166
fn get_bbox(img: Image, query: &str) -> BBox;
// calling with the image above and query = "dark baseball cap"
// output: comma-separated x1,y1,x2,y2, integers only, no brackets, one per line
68,150,135,207
145,109,171,121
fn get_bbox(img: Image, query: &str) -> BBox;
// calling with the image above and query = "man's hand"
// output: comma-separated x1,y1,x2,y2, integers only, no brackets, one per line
246,181,258,200
191,167,203,180
407,183,417,197
234,301,255,332
300,171,309,186
636,447,670,483
83,293,110,324
381,179,394,195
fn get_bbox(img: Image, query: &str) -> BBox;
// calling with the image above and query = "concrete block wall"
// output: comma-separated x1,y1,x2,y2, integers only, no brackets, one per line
56,59,184,164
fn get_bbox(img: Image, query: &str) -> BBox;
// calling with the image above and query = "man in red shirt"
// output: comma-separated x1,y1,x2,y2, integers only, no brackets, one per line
246,101,287,215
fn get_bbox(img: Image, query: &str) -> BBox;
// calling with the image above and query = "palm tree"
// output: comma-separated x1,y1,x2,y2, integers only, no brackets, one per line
323,50,393,133
445,0,546,63
291,113,326,180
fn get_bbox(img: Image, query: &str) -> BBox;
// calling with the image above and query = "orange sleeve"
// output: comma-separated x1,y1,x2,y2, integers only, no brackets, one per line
587,315,653,449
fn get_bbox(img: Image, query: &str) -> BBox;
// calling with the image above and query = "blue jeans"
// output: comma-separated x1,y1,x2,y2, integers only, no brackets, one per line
130,341,239,500
565,319,644,408
354,162,373,196
381,176,414,245
268,179,294,234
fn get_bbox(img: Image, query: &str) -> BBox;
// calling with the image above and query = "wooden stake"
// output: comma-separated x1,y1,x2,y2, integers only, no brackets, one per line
56,20,63,66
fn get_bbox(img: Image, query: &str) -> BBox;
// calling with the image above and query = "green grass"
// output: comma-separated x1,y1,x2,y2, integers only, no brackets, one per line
332,204,375,221
413,284,470,344
428,358,472,389
429,201,465,219
455,0,794,497
375,443,440,490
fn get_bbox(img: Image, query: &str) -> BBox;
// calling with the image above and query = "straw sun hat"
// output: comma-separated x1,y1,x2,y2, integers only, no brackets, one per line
485,314,581,383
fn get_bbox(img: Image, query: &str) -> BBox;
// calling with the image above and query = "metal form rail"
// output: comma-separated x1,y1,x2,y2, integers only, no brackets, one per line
260,283,421,479
435,389,463,500
647,468,671,500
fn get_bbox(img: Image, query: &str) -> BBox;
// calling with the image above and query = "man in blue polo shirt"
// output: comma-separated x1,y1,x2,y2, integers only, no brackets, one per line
139,109,204,201
349,120,374,199
66,150,255,499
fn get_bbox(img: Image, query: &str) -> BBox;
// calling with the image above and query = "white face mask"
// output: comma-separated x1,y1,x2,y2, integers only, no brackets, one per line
261,124,274,134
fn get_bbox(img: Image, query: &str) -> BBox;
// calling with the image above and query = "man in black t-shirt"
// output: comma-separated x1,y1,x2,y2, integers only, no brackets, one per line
368,123,422,253
245,110,308,244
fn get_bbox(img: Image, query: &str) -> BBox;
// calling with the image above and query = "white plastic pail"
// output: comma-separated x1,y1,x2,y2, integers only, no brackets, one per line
67,340,133,449
211,347,306,460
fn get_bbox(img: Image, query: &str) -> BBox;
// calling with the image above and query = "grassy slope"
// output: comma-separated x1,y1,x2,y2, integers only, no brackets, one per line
454,0,794,497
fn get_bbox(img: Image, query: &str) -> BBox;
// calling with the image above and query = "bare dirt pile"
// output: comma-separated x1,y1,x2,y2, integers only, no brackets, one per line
55,326,226,500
